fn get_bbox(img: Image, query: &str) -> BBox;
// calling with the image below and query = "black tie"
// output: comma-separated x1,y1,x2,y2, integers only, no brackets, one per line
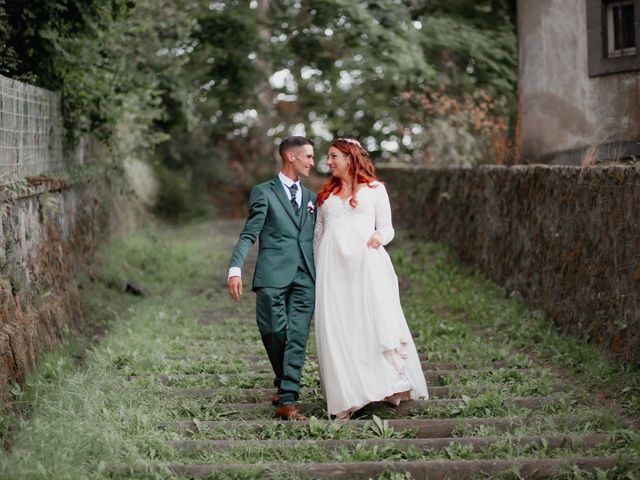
288,184,299,212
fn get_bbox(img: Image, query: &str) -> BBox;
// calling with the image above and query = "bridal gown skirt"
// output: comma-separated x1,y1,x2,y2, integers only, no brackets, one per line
315,221,429,417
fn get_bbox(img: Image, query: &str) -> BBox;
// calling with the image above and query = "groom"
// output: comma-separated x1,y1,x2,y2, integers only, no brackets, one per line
227,136,316,420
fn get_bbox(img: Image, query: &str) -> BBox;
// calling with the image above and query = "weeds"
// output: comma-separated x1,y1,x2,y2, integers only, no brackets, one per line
0,221,638,478
392,233,640,419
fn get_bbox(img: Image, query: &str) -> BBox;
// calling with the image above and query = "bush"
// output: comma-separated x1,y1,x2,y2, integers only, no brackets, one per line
152,164,206,221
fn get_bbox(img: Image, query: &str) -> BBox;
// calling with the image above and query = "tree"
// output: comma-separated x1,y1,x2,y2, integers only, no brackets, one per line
1,0,518,214
168,0,517,204
0,0,196,153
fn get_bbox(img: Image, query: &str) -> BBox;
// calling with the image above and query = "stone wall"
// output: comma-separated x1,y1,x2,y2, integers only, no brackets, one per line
0,173,135,399
380,165,640,365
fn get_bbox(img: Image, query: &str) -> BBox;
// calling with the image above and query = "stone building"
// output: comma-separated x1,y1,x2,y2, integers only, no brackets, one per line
517,0,640,164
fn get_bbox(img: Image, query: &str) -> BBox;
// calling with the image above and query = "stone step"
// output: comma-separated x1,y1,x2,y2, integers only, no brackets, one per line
171,350,514,364
168,395,574,419
153,456,624,479
164,353,384,363
165,356,519,371
393,393,576,416
170,349,413,358
170,383,567,401
158,368,535,387
157,414,587,438
172,432,611,454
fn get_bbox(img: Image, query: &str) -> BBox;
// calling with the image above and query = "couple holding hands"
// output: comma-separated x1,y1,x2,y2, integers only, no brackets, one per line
228,136,428,420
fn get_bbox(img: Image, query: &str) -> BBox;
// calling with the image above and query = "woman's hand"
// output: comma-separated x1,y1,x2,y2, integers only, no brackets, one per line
367,231,383,249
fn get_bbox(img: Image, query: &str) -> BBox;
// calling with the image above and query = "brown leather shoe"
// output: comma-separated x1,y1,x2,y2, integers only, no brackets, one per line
274,404,306,420
271,394,280,406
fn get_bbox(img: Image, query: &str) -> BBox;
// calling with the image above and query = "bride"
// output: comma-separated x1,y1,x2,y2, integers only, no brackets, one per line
313,138,429,419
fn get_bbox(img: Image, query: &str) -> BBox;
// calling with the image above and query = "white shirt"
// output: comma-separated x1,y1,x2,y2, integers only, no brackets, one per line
278,171,301,208
228,172,301,279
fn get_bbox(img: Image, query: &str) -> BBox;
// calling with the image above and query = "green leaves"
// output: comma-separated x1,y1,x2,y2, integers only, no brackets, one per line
365,414,410,439
418,14,516,94
308,415,346,439
448,391,507,417
1,0,519,197
368,414,393,438
1,0,196,155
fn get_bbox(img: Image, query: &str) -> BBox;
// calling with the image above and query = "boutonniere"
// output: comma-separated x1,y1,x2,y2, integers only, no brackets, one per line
307,201,315,214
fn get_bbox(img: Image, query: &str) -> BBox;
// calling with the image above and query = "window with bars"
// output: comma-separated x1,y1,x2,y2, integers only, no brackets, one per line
587,0,640,76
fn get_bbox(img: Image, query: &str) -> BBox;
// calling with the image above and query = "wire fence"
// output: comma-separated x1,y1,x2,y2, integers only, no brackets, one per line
0,74,65,180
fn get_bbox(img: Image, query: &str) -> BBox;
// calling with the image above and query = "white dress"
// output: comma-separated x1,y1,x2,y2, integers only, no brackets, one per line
313,182,429,418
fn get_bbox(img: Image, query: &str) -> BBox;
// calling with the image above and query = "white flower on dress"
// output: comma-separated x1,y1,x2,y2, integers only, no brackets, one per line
307,201,315,214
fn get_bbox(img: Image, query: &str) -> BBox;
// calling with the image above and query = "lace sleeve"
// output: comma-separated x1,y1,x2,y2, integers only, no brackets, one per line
313,205,325,259
375,184,395,246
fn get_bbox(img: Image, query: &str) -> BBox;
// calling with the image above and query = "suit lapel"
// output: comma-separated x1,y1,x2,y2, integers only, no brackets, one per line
300,186,310,229
271,176,300,227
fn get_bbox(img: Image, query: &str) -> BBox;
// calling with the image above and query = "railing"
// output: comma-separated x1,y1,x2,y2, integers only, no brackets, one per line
0,74,65,179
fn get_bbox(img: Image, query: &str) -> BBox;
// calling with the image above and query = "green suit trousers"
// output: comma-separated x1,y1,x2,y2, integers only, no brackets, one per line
255,266,315,404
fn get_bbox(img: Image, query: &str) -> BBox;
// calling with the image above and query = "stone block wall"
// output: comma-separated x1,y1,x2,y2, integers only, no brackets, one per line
0,174,134,399
380,165,640,365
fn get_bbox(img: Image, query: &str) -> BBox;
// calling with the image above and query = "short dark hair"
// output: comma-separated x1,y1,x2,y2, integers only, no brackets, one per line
279,136,313,161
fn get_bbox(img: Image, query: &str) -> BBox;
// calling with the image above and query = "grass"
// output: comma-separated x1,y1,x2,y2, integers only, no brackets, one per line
391,234,640,417
179,416,417,441
0,220,637,479
170,436,639,465
0,221,238,478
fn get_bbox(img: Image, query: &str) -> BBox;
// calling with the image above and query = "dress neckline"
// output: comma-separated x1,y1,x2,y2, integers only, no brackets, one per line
333,182,374,202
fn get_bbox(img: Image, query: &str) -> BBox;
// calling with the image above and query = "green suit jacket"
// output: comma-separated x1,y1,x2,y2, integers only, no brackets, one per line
229,175,316,291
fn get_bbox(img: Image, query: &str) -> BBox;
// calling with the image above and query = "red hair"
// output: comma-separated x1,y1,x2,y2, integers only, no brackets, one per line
317,138,380,208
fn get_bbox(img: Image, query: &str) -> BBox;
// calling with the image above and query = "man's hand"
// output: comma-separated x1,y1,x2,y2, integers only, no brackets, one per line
367,231,383,249
228,276,243,301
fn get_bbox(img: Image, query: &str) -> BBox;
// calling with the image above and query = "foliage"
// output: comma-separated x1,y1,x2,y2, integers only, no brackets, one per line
170,0,518,204
0,1,19,77
0,0,195,155
366,415,405,439
401,89,515,166
0,0,518,214
393,233,640,418
152,163,206,220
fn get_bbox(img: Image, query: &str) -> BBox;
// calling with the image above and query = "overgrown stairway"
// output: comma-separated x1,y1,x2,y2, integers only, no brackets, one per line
3,221,637,478
126,349,631,478
111,221,637,479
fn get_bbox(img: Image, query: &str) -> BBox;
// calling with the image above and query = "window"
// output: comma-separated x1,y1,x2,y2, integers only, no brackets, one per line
606,1,636,57
587,0,640,76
